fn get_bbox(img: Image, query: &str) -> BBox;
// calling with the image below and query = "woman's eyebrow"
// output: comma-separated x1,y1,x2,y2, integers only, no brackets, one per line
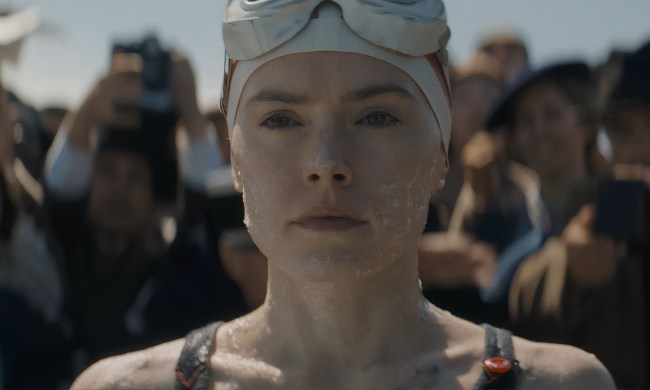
245,84,417,107
343,84,418,103
246,89,310,106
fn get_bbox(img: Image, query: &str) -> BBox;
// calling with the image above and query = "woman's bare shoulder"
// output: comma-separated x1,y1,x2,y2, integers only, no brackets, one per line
513,336,615,389
71,338,185,390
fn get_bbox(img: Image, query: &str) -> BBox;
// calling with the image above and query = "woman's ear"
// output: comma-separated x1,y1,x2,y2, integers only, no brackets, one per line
435,143,449,191
230,153,243,193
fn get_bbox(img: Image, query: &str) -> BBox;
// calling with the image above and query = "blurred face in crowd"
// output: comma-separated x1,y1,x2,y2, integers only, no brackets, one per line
479,41,527,83
512,81,588,184
231,52,446,282
606,106,650,166
451,75,500,157
87,150,156,236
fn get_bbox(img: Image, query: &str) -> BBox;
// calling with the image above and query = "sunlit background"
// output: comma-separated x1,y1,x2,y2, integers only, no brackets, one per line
2,0,650,111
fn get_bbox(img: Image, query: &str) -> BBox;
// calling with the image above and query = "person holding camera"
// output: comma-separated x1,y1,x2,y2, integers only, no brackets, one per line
509,41,650,388
43,43,246,373
420,61,605,332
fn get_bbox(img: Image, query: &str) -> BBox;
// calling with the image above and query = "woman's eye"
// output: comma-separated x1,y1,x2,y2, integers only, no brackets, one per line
357,112,399,127
260,115,300,129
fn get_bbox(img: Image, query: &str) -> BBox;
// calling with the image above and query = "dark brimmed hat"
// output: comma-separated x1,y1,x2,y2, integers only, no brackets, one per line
604,40,650,113
486,61,593,130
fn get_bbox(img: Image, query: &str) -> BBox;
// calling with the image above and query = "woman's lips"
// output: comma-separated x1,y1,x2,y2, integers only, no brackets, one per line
295,216,366,231
294,209,366,231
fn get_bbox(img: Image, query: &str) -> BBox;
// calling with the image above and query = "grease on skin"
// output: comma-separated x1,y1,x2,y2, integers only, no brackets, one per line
230,51,447,285
370,153,442,268
215,351,284,384
236,135,443,286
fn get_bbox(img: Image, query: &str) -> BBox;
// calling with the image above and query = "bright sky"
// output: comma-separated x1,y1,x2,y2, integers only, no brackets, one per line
2,0,650,111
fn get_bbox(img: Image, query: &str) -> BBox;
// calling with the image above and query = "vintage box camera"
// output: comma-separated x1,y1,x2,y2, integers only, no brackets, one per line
594,179,650,244
112,34,174,114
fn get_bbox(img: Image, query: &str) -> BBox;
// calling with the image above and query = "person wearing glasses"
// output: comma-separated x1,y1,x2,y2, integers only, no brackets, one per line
72,1,613,389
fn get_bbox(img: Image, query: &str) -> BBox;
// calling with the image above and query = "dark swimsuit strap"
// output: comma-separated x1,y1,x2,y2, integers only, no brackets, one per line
175,322,519,390
474,324,521,390
174,322,224,390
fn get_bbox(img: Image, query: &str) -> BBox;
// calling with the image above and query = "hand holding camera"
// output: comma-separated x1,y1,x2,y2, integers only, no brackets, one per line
564,204,626,288
112,35,209,140
65,34,209,151
64,52,142,150
561,164,649,289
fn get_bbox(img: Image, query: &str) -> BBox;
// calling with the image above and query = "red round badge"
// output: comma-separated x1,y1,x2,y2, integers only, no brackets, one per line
483,356,512,375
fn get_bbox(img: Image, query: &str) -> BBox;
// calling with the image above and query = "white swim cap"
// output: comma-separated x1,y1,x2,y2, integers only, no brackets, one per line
222,0,452,152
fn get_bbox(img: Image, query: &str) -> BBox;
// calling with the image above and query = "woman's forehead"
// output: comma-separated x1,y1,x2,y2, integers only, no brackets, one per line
241,52,425,102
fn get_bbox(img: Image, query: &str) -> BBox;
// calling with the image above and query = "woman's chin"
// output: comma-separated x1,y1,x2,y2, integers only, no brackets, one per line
272,248,398,283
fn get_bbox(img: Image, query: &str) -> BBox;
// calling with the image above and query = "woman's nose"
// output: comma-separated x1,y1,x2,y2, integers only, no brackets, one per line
302,135,353,188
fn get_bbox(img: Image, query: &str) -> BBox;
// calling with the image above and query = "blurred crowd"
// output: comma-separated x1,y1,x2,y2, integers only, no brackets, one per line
0,16,649,390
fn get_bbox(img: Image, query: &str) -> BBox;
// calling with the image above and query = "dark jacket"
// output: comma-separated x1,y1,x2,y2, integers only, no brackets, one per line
509,175,649,389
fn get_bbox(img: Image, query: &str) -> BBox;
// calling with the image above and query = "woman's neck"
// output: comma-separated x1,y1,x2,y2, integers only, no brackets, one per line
241,253,443,373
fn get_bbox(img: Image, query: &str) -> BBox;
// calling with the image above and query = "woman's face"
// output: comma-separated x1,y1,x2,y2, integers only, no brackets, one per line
231,52,446,282
512,82,587,182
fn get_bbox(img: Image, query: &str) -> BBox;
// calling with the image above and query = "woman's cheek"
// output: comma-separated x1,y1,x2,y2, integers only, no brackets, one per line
241,172,279,244
371,162,436,250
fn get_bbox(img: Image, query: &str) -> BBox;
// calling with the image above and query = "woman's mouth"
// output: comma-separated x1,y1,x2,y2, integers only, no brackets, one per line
295,216,366,231
294,209,366,231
